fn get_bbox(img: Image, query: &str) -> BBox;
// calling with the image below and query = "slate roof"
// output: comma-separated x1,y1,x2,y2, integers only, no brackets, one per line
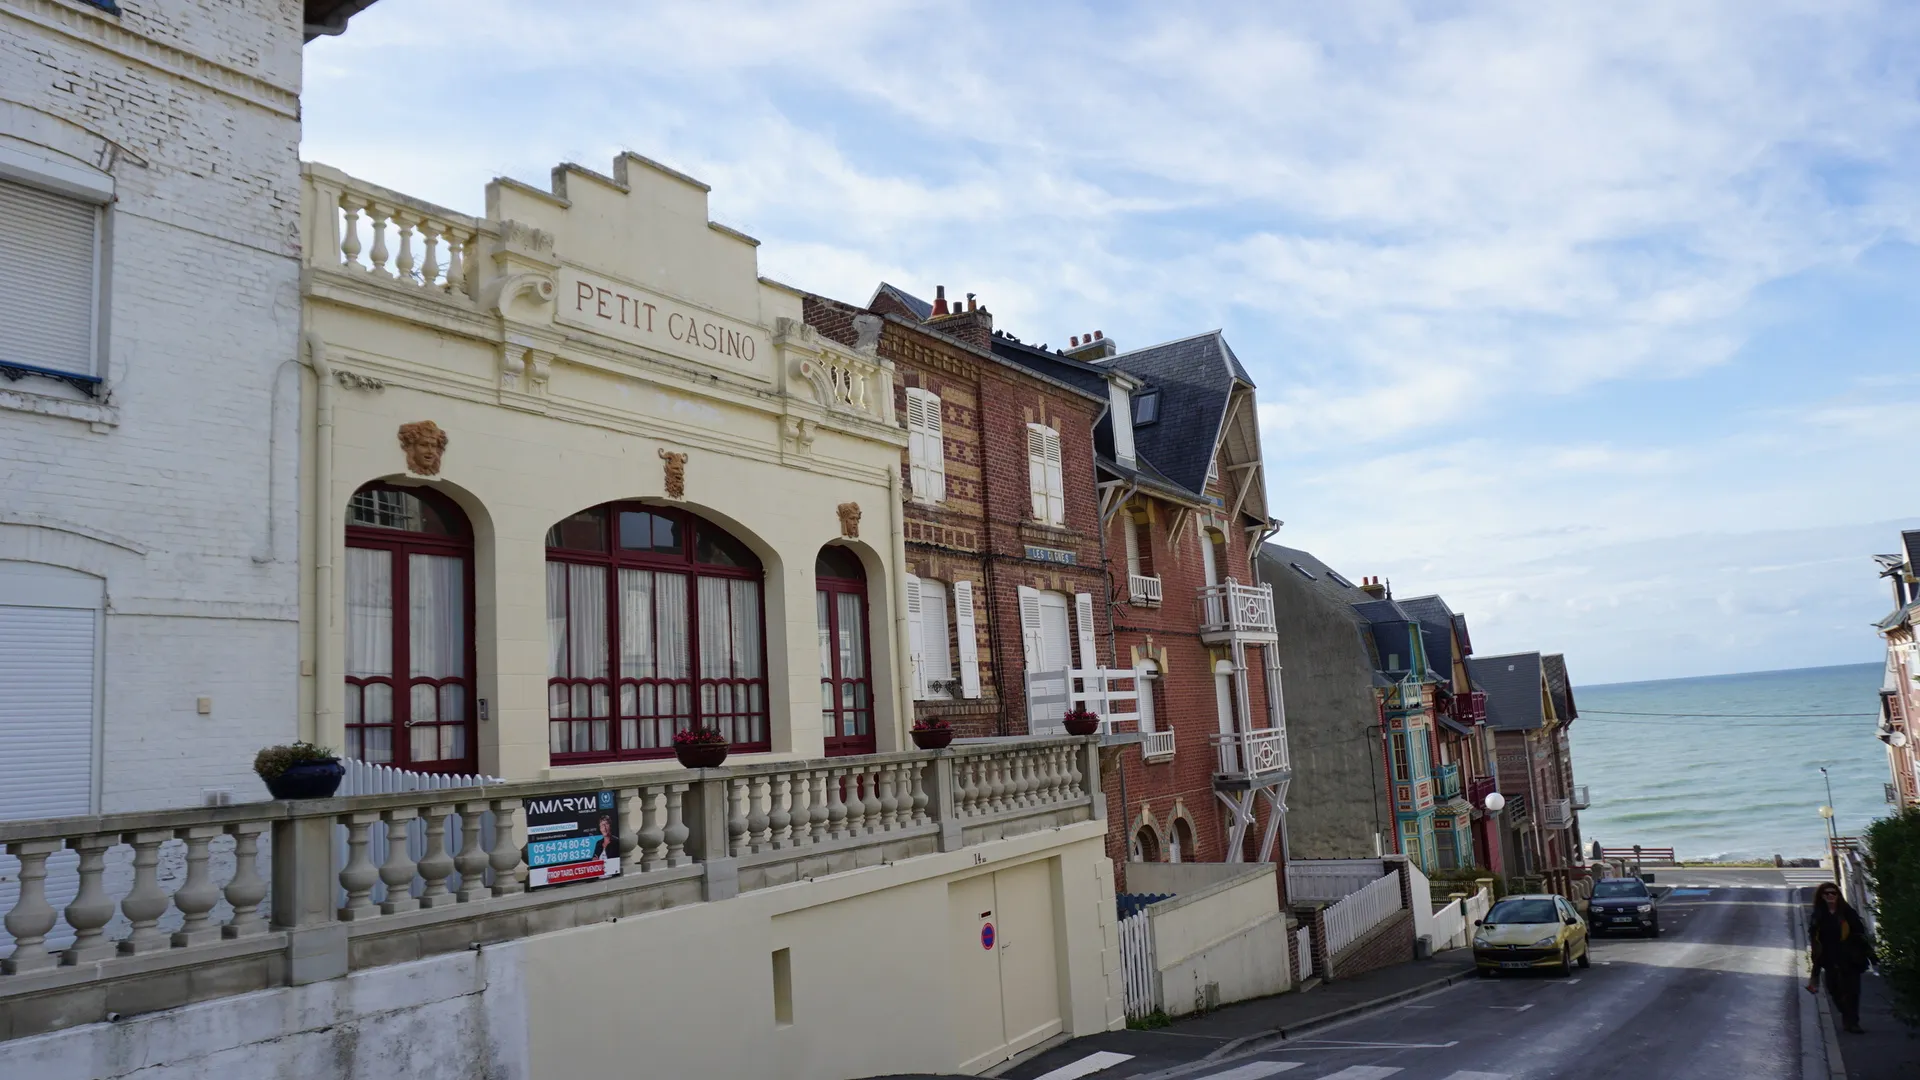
1352,598,1445,683
868,282,932,321
1258,543,1393,686
1906,530,1920,573
1542,654,1576,723
1397,595,1461,681
1468,652,1546,731
1102,331,1251,497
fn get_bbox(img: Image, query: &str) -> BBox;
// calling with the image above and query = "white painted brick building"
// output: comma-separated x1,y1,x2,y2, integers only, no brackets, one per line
0,1,316,815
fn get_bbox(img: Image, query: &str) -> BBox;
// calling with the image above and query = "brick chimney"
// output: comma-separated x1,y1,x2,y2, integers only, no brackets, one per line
1063,328,1117,363
1360,575,1389,599
928,286,993,350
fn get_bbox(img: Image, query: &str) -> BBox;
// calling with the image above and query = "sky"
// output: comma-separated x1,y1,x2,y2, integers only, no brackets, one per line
303,1,1920,685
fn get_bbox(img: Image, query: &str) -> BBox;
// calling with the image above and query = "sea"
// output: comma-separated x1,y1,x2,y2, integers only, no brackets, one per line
1568,663,1895,862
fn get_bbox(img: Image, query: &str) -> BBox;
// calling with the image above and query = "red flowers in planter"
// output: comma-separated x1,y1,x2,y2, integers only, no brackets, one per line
1063,707,1101,736
673,727,727,747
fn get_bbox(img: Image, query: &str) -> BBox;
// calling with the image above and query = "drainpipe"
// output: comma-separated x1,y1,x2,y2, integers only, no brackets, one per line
888,465,914,749
300,329,334,748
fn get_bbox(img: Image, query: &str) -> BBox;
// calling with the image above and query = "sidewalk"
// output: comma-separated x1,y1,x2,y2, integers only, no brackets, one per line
863,952,1480,1080
1830,967,1920,1080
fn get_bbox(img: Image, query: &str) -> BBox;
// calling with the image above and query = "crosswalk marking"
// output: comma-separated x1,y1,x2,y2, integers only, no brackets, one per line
1194,1063,1303,1079
1031,1051,1134,1080
1440,1072,1513,1079
1782,870,1837,889
1316,1068,1403,1080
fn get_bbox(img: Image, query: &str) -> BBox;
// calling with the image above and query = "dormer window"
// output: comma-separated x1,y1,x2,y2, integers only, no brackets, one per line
1132,389,1160,426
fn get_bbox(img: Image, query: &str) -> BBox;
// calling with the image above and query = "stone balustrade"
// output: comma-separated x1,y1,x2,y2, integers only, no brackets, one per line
0,739,1098,1040
302,163,488,300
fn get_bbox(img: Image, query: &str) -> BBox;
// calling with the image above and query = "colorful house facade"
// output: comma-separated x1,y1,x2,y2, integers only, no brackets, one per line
1873,531,1920,809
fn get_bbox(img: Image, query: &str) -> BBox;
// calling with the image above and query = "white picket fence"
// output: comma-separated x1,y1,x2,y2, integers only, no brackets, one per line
1119,909,1157,1020
1323,871,1404,958
1294,922,1314,982
333,761,502,908
1287,858,1385,903
1427,886,1491,952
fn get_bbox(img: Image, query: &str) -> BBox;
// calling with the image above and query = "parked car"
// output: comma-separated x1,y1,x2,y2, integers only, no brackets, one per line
1585,877,1659,937
1473,893,1591,976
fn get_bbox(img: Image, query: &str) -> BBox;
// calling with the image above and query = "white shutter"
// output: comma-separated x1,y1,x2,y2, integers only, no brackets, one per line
0,179,99,379
904,574,927,700
1027,424,1049,520
0,604,96,820
905,390,931,501
1123,514,1141,578
921,580,953,694
923,392,946,502
1074,593,1098,672
1136,665,1156,733
1044,429,1066,525
953,580,981,698
1016,585,1043,671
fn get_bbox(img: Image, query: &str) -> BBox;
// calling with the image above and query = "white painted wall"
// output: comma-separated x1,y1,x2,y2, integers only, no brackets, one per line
0,2,305,812
1135,864,1293,1017
0,948,529,1080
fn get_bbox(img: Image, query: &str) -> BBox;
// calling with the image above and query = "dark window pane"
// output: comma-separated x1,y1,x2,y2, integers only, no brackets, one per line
1133,390,1160,426
618,511,656,550
652,514,682,556
815,545,865,581
348,487,460,536
547,508,608,551
694,524,757,568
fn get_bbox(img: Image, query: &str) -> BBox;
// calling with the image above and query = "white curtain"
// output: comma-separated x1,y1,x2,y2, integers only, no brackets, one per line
345,547,393,762
546,561,608,754
410,553,465,761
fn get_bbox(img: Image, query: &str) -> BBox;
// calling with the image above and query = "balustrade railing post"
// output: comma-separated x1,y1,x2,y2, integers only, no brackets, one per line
927,753,963,852
172,824,227,946
685,773,737,901
273,811,350,985
1,839,64,973
1082,738,1104,816
63,833,119,962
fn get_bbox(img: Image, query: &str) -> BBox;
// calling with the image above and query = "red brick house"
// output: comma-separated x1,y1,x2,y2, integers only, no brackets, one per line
991,329,1286,881
802,286,1111,741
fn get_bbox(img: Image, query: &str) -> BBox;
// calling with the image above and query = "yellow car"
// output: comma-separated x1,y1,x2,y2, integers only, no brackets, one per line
1473,893,1591,976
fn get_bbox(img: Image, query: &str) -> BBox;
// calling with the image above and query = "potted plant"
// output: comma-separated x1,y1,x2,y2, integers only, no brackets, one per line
673,726,730,768
253,741,344,800
911,717,954,750
1063,706,1101,737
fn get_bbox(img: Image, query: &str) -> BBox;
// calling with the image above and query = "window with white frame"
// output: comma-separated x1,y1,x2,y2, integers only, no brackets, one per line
905,387,946,503
1026,423,1065,525
0,175,105,387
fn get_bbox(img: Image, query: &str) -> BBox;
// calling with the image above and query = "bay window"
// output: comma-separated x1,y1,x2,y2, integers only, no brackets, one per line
547,504,767,763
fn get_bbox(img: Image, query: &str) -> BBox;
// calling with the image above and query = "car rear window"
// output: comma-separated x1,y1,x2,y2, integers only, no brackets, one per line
1593,881,1648,898
1486,898,1559,924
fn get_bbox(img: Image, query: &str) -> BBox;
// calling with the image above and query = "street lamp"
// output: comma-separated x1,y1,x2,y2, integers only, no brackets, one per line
1892,731,1910,749
1483,792,1506,814
1819,765,1841,889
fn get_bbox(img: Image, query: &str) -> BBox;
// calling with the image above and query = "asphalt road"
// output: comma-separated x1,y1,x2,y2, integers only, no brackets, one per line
1023,871,1820,1080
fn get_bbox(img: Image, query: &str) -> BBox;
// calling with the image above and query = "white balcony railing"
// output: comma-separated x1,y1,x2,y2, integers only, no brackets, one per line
1211,727,1289,778
1128,573,1163,606
1541,797,1574,830
1198,580,1276,635
1570,784,1590,810
1142,730,1176,760
1025,667,1142,733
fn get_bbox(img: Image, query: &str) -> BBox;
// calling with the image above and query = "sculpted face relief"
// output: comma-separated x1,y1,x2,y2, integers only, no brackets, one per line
556,268,767,377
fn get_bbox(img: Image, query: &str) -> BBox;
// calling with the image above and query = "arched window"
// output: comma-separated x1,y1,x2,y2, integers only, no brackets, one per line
1171,817,1195,864
1131,825,1161,863
546,503,767,762
815,545,872,756
344,483,475,771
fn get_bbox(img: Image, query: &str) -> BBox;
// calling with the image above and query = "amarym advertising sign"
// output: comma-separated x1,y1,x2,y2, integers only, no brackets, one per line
525,789,620,888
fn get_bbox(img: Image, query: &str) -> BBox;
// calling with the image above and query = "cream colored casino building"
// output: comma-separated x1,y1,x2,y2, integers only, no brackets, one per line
299,154,916,780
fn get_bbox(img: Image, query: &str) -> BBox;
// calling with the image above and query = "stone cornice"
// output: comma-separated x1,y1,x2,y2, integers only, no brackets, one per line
2,0,300,119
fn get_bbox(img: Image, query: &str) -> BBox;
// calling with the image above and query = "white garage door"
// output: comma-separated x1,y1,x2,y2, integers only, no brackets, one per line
0,563,101,821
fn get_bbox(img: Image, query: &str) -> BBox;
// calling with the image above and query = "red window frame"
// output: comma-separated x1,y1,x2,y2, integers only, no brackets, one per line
546,502,770,765
816,549,874,757
343,483,478,774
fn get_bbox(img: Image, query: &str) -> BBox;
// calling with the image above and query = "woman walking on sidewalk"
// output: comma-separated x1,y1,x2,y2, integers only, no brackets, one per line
1805,881,1874,1034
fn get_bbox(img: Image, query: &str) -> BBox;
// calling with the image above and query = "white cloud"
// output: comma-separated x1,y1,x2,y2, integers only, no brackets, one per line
303,0,1920,679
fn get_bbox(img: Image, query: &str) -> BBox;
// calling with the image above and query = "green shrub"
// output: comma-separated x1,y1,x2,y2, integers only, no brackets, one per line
1867,807,1920,1027
1127,1010,1173,1030
252,741,336,781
